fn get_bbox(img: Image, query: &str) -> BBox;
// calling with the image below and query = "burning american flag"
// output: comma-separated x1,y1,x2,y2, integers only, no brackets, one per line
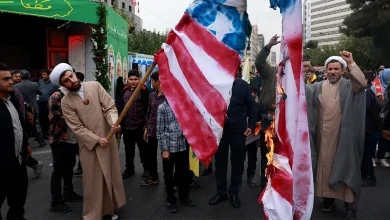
259,0,314,220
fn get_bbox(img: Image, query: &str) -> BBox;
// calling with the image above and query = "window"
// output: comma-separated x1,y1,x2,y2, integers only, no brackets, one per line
129,5,132,12
122,2,125,9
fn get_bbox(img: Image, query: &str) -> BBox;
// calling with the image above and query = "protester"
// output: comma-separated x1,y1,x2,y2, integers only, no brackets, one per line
14,70,46,148
209,60,257,209
361,71,380,187
305,68,319,84
255,34,280,190
117,70,150,179
38,69,58,139
11,70,21,84
50,63,126,220
73,72,85,177
306,51,366,220
48,86,83,213
157,99,194,213
0,62,29,220
142,71,165,186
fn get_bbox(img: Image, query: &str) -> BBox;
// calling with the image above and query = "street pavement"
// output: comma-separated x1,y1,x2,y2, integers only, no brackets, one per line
2,138,390,220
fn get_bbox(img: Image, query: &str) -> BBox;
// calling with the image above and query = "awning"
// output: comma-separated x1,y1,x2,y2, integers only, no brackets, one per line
0,0,99,24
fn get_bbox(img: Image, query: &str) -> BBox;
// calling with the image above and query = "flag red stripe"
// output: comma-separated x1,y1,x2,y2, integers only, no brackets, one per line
269,164,293,204
276,100,294,167
174,13,240,76
167,32,227,126
155,49,218,164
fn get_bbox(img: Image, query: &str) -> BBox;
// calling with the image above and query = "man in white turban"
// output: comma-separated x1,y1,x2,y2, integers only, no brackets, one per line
305,51,366,220
50,63,126,220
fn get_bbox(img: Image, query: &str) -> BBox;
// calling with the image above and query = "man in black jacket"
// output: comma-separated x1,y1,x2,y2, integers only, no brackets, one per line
0,62,29,220
209,71,257,209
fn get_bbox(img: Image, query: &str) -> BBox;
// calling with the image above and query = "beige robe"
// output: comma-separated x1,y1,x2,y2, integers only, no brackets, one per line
315,64,366,203
61,82,126,220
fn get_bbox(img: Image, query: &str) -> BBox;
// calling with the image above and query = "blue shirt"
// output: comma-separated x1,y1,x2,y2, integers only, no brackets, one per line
38,79,58,103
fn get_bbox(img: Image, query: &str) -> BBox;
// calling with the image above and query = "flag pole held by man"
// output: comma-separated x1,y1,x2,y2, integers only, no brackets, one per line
50,63,126,220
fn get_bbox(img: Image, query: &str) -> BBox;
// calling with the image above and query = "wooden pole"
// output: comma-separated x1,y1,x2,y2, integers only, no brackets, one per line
107,62,157,141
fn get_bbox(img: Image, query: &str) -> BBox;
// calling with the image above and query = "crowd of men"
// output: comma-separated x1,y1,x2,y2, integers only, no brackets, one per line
0,34,389,220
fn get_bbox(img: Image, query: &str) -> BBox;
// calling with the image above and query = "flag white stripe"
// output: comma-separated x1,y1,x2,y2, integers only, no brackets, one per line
262,181,293,220
162,42,224,144
272,153,292,176
173,29,235,105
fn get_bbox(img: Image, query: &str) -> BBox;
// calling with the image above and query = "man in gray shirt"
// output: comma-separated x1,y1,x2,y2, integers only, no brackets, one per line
38,69,58,139
14,70,46,147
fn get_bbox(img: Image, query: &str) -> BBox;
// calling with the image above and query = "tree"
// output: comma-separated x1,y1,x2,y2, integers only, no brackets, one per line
342,0,390,67
304,40,318,49
128,30,168,55
304,44,341,66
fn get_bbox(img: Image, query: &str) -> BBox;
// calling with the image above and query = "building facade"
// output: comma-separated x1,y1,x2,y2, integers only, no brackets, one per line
304,0,351,45
246,25,259,68
101,0,143,32
258,34,265,51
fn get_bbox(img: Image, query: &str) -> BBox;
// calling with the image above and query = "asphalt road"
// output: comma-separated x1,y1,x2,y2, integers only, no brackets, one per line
2,139,390,220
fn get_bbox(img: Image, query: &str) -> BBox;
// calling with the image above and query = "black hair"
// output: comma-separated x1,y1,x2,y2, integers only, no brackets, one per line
305,68,314,74
75,72,85,81
250,84,259,94
40,69,50,75
0,62,9,71
128,69,140,78
363,71,375,85
11,70,20,75
150,71,159,81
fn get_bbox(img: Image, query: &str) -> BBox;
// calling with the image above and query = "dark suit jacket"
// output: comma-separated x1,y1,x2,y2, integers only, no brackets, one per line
14,80,42,113
0,91,29,174
225,78,257,133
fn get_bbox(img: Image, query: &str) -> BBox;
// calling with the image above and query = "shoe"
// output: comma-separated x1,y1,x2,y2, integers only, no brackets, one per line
63,192,83,202
167,203,178,213
209,194,228,205
50,201,72,213
103,214,119,220
202,167,213,176
180,198,195,207
379,159,390,167
32,161,44,179
73,168,83,177
230,196,241,208
189,180,201,189
345,210,357,220
122,169,135,179
372,158,376,167
142,170,150,178
141,177,159,186
361,177,376,187
247,176,260,187
320,198,335,212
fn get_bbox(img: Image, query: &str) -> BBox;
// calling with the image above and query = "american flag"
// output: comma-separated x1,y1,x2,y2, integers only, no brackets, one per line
259,0,314,219
154,0,250,165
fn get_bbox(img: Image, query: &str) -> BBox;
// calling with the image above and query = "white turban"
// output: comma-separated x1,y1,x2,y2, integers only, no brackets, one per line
50,63,73,86
325,56,347,69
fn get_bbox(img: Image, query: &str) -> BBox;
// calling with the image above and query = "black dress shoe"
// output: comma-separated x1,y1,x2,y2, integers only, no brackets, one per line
230,196,241,208
209,194,228,205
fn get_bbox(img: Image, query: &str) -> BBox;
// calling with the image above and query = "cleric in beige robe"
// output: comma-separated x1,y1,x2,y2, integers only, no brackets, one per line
50,63,126,220
305,51,366,220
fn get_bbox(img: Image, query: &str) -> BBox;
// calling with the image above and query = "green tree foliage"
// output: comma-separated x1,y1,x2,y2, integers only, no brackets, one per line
303,35,378,69
304,40,319,49
128,30,168,55
342,0,390,66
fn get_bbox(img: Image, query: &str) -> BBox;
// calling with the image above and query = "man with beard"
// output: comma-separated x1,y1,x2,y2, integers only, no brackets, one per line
50,63,126,220
305,51,366,220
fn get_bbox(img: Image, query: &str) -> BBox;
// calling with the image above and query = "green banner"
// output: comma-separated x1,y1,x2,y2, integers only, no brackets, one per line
106,5,128,97
0,0,99,24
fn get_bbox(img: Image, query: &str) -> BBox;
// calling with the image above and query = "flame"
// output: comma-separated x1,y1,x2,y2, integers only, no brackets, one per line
264,118,275,166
